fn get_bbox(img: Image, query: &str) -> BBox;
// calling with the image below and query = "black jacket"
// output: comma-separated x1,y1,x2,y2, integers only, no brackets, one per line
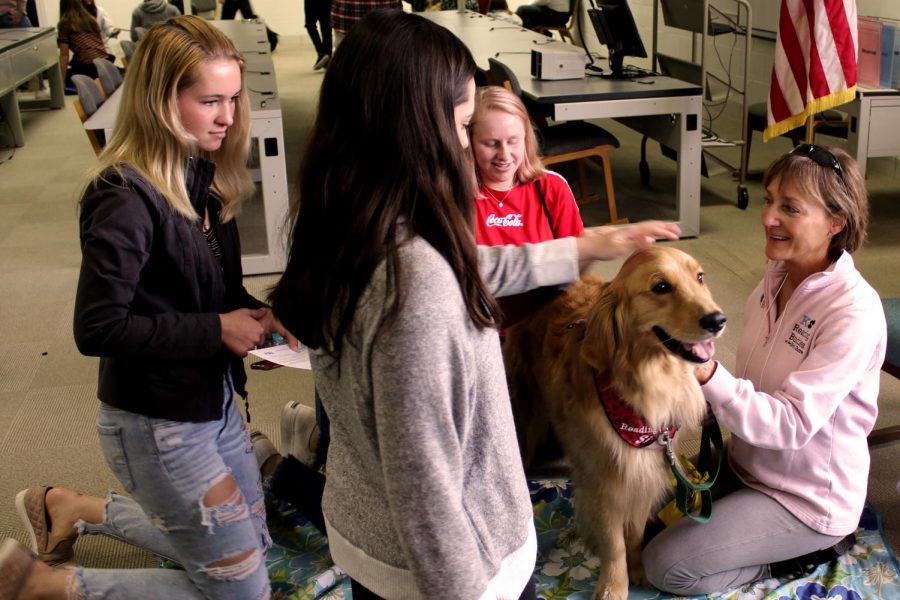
74,159,264,421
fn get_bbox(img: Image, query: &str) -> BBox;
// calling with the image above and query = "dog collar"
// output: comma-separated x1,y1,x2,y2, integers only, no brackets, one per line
595,372,677,449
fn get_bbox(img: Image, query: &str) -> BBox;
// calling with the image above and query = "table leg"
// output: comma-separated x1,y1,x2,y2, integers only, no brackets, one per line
845,96,867,178
0,90,25,147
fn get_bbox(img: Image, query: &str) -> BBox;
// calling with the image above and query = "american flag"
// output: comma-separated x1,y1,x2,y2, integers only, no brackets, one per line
764,0,858,141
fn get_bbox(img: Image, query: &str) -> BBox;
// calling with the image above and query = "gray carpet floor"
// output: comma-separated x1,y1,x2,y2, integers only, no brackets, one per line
1,33,897,576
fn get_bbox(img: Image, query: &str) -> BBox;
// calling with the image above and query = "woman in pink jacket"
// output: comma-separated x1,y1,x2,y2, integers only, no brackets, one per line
643,145,887,595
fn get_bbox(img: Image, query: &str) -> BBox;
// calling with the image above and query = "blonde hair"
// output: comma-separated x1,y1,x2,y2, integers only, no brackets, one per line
470,85,545,186
763,146,869,260
86,15,253,222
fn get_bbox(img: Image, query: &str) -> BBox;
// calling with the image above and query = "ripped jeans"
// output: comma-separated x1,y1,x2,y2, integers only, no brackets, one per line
72,383,271,599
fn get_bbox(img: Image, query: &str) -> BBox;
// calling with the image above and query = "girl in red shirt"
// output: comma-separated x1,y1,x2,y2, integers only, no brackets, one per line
470,85,584,246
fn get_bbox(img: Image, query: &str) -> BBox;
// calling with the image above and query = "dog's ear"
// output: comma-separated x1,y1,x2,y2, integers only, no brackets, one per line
581,281,625,372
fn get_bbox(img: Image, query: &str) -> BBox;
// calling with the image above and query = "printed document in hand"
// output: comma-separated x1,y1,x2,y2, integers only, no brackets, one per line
248,344,312,369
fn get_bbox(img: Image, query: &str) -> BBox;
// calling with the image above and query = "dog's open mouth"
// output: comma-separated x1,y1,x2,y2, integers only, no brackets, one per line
653,326,714,363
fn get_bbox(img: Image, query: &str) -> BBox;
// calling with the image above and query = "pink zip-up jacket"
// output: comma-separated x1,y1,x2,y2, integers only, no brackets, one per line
703,251,886,536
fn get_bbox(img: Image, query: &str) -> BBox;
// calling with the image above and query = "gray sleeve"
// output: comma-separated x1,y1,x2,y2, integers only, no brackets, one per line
478,236,580,298
367,248,492,598
130,11,140,41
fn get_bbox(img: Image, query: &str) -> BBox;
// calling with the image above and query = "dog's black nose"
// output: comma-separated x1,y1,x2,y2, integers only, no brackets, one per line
699,312,727,333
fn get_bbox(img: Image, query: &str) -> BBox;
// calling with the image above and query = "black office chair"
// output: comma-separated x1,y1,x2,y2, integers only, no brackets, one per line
191,0,217,18
71,74,106,156
120,40,136,69
488,57,625,224
744,101,848,176
93,58,123,98
532,0,580,44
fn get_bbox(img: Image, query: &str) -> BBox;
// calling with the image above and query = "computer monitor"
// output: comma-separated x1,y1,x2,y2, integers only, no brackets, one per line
587,0,648,79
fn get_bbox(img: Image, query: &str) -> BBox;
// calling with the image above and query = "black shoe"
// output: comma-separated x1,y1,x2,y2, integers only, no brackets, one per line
313,54,330,71
267,28,279,52
769,533,856,579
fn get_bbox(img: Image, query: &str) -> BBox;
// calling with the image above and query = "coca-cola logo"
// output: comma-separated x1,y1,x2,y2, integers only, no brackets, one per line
485,213,523,227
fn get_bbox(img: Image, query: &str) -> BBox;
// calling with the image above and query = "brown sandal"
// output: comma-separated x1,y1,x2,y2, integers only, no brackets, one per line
0,539,37,600
14,486,76,566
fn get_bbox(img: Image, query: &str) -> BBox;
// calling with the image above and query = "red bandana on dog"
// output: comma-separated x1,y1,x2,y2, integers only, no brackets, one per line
595,372,676,448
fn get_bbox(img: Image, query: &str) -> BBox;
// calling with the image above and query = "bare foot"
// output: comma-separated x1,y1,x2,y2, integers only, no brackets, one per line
18,559,76,599
44,488,103,543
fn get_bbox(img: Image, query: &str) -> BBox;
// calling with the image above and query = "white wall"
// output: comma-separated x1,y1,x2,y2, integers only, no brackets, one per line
619,0,900,111
35,0,305,38
540,0,898,143
34,0,899,77
856,0,900,20
752,0,899,33
35,0,900,41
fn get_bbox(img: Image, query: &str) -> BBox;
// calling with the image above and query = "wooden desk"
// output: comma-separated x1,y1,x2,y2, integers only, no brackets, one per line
0,27,65,148
84,20,288,276
422,11,704,237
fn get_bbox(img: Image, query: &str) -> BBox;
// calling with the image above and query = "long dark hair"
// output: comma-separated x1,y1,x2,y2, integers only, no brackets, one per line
59,0,100,33
270,9,497,358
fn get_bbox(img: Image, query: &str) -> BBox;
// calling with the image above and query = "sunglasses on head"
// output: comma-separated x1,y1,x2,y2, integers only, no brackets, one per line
790,143,845,185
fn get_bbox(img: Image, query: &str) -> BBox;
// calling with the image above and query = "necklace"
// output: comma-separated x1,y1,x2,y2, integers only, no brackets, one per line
482,184,514,208
740,273,788,384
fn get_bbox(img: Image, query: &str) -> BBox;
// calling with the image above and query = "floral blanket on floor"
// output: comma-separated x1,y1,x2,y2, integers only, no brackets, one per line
265,480,900,600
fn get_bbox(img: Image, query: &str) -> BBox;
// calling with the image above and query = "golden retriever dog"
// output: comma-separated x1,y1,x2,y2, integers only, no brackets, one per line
503,246,726,600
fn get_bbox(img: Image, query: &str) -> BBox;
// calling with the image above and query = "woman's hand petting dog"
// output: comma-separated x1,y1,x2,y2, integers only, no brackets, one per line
576,221,681,269
695,357,718,385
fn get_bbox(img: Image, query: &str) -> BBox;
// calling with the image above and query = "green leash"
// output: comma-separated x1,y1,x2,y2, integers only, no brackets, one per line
658,417,724,523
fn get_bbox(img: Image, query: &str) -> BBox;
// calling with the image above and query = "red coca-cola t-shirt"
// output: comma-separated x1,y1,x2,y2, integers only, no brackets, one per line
474,171,584,246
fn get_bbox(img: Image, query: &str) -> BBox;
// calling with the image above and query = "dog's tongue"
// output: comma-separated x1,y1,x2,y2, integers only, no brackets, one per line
685,339,715,362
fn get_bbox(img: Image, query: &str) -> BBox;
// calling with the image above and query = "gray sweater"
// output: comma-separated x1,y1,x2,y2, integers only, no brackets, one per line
314,236,579,599
130,0,180,41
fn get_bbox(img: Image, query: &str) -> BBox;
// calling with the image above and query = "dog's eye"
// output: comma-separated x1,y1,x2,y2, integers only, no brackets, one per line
697,272,705,284
651,281,672,294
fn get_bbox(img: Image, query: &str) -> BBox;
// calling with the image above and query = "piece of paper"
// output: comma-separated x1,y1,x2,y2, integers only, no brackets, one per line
249,344,312,370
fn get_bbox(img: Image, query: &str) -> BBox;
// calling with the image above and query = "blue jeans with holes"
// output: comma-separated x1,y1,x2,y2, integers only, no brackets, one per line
0,12,32,27
73,377,272,599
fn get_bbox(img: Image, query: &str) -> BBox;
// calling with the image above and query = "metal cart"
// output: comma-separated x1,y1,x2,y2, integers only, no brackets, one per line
641,0,753,208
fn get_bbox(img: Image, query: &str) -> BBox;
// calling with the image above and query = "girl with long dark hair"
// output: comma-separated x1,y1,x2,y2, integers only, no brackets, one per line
270,9,679,598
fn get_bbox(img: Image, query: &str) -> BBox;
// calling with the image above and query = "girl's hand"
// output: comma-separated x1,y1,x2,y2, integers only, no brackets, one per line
695,359,718,385
220,308,266,357
255,308,300,351
575,221,681,268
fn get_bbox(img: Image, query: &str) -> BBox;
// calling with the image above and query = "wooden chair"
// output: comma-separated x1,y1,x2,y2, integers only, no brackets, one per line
869,298,900,449
533,0,580,44
488,57,626,224
93,58,123,98
71,74,106,156
120,40,136,69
